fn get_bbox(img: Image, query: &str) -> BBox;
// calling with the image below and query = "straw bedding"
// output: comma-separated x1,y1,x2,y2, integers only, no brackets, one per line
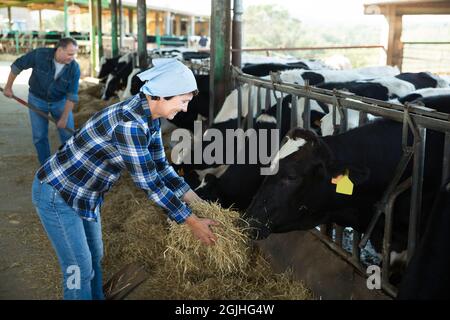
73,81,312,299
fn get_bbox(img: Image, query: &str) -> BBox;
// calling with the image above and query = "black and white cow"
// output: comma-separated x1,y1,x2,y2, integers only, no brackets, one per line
397,181,450,300
397,87,450,104
319,72,449,136
279,65,401,86
245,114,447,254
101,53,134,100
97,55,122,80
319,72,448,101
242,62,310,77
195,112,280,210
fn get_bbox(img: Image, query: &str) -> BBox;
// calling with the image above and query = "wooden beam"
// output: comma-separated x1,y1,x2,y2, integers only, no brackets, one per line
209,0,231,125
365,2,450,15
386,5,403,70
137,0,148,68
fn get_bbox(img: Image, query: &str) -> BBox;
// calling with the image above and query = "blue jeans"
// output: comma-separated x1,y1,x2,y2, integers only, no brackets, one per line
31,175,104,300
28,92,74,165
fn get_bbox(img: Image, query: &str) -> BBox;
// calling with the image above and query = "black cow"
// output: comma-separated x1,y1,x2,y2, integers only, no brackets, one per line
245,115,446,254
397,181,450,299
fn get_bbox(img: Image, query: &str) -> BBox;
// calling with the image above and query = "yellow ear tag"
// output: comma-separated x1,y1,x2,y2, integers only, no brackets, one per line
335,171,354,195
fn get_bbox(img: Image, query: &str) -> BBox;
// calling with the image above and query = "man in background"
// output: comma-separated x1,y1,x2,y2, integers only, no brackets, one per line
3,37,80,165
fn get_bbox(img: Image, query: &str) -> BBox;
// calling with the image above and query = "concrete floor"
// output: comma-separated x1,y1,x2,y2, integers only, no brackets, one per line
0,57,62,299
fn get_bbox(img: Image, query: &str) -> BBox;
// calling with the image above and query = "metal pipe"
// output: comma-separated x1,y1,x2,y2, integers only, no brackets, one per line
118,0,123,49
382,178,412,292
165,11,171,36
335,225,344,247
64,0,69,37
276,97,282,131
7,6,12,31
231,44,386,52
232,0,243,68
231,71,450,132
265,88,271,111
247,85,253,129
97,0,103,60
137,0,148,68
128,8,133,34
39,10,43,32
407,126,426,263
209,0,231,126
291,95,298,128
256,86,261,115
237,85,242,129
89,0,97,77
442,132,450,186
303,97,311,130
352,230,361,263
111,0,119,57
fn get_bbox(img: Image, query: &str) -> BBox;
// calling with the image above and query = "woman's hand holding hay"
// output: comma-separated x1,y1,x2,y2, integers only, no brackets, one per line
185,214,219,246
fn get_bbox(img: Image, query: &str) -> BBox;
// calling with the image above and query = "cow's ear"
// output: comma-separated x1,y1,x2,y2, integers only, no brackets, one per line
329,164,370,186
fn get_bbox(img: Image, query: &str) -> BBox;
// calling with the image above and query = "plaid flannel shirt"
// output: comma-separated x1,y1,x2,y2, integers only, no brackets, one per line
37,93,192,222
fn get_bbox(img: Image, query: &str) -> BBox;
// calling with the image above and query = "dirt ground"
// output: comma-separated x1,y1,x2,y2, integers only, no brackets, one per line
0,57,63,299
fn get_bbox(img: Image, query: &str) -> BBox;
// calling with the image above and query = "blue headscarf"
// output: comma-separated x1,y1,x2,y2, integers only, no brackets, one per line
137,58,198,97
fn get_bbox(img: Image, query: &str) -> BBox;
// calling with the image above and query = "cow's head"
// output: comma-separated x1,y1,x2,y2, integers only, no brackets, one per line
101,73,120,100
245,127,370,240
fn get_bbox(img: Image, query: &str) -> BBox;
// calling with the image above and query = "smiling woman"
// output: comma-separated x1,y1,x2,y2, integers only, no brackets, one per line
147,91,198,120
29,57,221,300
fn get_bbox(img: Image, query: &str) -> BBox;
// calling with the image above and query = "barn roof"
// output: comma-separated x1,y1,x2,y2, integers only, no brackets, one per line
364,0,450,15
0,1,210,18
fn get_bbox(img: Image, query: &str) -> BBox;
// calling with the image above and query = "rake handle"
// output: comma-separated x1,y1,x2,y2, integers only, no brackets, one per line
0,86,75,135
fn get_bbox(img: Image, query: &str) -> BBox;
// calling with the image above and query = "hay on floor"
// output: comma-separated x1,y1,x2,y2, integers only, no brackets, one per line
101,175,313,300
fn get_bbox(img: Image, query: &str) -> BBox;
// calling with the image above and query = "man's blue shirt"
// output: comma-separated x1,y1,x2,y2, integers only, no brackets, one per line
11,47,80,103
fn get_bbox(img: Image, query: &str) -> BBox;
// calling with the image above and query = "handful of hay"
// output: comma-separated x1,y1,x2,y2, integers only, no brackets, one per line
164,201,251,277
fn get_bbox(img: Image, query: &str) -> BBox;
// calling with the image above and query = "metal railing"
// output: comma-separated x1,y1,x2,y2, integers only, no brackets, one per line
402,41,450,74
231,66,450,298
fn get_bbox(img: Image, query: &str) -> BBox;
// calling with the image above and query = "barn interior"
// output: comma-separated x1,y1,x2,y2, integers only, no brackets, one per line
0,0,449,302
